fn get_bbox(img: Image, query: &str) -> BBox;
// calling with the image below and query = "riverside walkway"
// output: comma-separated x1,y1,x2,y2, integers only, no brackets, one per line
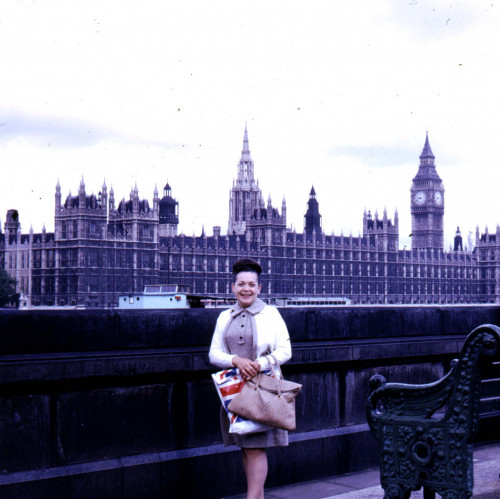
227,443,500,499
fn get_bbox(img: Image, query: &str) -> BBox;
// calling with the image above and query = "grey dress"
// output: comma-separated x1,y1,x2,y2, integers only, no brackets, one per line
220,299,288,448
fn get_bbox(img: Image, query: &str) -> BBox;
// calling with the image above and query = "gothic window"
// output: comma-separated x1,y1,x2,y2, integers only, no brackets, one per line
62,222,67,239
195,256,203,272
32,277,42,295
45,277,55,294
274,260,283,274
172,255,181,271
59,250,67,268
47,250,55,268
70,249,77,267
89,275,99,291
160,254,168,271
33,250,42,269
89,250,99,267
59,276,68,294
70,276,78,294
207,256,215,272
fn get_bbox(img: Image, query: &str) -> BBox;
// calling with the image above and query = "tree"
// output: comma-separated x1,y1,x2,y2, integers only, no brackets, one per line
0,268,16,307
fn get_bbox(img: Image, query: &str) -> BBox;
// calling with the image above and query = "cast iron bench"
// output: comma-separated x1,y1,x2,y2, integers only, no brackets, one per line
367,324,500,499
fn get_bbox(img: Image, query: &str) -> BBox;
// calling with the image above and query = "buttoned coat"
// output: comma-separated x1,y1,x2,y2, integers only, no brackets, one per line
209,302,291,370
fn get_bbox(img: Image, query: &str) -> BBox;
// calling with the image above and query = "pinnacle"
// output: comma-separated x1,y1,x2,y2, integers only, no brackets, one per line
420,132,435,159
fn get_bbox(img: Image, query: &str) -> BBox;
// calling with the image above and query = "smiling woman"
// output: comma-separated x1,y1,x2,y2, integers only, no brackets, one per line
209,258,292,499
232,267,262,310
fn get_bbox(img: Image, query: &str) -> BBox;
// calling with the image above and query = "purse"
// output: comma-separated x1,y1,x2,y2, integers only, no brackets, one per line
227,355,302,431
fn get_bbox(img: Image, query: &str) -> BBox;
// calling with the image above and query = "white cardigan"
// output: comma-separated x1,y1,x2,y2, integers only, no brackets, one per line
209,304,292,370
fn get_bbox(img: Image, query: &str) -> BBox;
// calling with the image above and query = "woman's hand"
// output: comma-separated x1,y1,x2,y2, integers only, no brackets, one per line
232,356,260,380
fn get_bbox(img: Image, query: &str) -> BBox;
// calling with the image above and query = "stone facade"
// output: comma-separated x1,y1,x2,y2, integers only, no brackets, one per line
0,129,498,307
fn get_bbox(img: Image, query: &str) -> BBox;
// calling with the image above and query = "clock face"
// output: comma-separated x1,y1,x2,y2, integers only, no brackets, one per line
414,191,426,206
434,191,443,206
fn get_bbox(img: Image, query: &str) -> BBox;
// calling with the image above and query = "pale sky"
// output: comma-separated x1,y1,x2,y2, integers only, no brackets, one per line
1,0,499,250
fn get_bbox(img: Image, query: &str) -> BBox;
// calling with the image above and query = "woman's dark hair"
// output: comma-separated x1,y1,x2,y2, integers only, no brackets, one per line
232,258,262,282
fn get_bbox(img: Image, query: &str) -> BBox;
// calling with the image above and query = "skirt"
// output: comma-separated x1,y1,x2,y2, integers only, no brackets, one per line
220,407,289,448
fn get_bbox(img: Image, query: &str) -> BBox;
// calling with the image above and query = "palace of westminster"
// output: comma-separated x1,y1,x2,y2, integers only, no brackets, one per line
2,127,500,307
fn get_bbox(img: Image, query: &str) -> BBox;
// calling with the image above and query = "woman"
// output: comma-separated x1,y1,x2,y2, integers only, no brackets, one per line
209,258,292,499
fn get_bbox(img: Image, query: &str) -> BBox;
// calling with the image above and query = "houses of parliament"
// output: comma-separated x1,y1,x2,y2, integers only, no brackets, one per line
1,127,499,307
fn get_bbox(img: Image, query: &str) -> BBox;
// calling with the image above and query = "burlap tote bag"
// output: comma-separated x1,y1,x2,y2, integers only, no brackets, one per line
227,355,302,431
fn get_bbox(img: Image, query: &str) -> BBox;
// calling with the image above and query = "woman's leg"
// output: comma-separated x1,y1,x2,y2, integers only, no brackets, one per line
241,448,267,499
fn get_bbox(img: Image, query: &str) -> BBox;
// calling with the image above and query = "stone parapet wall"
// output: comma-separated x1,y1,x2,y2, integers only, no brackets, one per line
0,306,499,498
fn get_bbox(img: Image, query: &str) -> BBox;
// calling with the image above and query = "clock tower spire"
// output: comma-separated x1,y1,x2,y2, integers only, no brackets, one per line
410,133,444,251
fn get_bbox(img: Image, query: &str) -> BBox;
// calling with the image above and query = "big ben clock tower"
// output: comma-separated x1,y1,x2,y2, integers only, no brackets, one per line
410,133,444,250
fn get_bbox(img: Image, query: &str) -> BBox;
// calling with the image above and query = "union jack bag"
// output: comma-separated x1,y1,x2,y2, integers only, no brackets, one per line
212,368,272,435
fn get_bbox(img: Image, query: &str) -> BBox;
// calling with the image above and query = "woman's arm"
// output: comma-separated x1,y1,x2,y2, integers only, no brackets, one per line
209,311,237,368
256,307,292,370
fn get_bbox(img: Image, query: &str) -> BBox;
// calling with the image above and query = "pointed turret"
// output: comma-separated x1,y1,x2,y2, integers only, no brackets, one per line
420,132,435,161
101,180,108,212
241,123,252,165
304,186,322,239
55,179,62,212
78,177,86,207
153,184,159,216
281,196,287,223
454,226,463,251
109,186,115,210
158,181,179,237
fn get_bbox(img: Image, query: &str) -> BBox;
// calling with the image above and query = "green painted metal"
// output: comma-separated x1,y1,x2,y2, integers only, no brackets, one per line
367,324,500,499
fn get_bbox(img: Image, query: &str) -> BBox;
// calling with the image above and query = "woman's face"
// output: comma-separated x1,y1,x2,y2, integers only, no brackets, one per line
232,271,262,308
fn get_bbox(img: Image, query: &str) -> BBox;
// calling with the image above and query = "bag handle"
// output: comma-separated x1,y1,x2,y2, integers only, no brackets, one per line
266,354,283,398
267,354,284,378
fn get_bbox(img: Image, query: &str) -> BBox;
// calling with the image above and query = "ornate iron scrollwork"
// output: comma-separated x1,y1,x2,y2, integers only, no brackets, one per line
367,324,500,499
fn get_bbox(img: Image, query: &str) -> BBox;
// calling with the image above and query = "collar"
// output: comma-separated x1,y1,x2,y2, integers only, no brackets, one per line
230,297,266,317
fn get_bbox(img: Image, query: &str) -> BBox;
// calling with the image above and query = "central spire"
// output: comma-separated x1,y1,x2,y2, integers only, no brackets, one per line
228,123,263,235
240,122,252,164
237,123,254,182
